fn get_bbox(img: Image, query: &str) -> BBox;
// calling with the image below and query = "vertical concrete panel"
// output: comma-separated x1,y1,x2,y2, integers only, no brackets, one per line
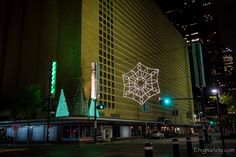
120,126,131,137
57,0,82,105
0,0,9,94
32,125,44,141
49,126,57,141
1,0,26,96
18,0,41,90
16,127,28,141
6,127,14,137
37,0,59,95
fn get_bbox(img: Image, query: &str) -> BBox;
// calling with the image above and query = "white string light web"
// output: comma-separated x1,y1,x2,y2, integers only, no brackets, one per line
122,62,160,105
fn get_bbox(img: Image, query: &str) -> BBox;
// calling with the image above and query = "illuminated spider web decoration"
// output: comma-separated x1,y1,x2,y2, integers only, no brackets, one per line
122,62,160,105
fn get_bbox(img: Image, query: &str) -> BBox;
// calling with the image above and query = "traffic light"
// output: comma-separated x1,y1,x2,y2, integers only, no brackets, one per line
96,104,105,109
50,61,57,96
208,120,216,126
209,120,214,126
160,98,172,106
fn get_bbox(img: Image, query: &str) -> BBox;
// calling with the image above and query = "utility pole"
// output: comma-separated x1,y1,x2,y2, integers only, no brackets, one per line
201,87,209,143
214,89,226,157
46,94,51,143
47,60,57,143
94,99,97,143
191,42,208,143
91,62,99,143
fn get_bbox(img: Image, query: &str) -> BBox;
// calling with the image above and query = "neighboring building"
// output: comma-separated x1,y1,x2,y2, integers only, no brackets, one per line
0,0,194,142
155,0,236,116
156,0,236,91
221,47,236,89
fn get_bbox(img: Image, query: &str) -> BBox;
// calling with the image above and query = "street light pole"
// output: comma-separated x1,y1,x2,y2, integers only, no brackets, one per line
200,87,209,143
94,99,97,143
91,62,99,144
215,90,226,157
46,94,51,143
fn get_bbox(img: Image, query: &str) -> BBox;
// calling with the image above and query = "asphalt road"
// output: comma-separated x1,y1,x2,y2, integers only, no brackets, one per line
0,136,235,157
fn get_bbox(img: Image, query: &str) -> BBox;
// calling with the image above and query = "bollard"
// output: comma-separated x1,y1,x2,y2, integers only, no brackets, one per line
144,142,153,157
199,136,204,149
186,137,192,156
172,138,179,157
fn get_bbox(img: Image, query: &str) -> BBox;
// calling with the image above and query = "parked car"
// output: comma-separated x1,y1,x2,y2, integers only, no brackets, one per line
164,132,176,138
150,131,165,139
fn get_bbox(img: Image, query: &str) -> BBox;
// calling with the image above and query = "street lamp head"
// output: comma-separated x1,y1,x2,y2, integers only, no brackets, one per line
211,88,218,95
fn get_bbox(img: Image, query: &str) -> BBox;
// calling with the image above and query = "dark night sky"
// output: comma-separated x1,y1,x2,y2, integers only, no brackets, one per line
218,0,236,55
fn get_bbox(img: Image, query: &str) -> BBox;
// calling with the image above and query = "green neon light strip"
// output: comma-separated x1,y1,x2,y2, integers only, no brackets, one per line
51,61,57,95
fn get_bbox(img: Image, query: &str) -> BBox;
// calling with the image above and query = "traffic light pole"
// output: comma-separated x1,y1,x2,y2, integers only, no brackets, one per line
216,92,226,157
94,99,97,143
46,62,51,143
46,94,51,143
46,60,56,143
91,62,100,144
200,87,209,143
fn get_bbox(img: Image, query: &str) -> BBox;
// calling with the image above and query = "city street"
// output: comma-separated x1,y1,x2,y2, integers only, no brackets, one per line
0,135,235,157
0,0,235,156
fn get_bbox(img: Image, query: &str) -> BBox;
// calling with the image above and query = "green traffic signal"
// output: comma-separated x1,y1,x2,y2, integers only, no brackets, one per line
164,99,170,104
160,97,172,106
208,120,215,125
96,104,105,109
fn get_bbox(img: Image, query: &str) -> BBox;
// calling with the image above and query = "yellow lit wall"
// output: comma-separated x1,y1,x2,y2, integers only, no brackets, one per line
81,0,99,100
82,0,194,124
0,0,193,123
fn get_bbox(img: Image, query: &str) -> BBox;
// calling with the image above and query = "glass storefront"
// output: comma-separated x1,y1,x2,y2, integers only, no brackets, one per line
62,125,79,141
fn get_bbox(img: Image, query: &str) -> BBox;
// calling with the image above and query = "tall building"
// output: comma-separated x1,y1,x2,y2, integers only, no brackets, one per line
157,0,236,91
221,47,236,89
0,0,193,126
156,0,226,88
155,0,236,119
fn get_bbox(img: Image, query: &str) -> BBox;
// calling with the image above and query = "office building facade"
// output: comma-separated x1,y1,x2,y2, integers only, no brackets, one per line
0,0,194,142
